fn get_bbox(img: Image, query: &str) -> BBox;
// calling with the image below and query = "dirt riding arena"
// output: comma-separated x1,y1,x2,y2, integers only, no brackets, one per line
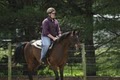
0,76,120,80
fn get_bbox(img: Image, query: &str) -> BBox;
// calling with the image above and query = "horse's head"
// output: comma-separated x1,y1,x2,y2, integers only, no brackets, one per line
69,30,80,50
54,30,80,50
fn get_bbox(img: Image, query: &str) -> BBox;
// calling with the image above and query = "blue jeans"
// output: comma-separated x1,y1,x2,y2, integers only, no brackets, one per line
41,36,51,60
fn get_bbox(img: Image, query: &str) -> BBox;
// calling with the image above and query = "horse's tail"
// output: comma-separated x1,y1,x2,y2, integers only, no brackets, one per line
13,42,27,64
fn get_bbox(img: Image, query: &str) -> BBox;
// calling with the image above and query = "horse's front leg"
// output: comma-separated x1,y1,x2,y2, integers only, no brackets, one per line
51,66,59,80
59,66,64,80
28,71,33,80
53,70,59,80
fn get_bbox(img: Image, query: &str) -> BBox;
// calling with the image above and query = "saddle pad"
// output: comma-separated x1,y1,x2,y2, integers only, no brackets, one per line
31,40,42,49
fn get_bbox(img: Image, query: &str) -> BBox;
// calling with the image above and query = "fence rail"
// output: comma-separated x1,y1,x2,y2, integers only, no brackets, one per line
0,41,120,80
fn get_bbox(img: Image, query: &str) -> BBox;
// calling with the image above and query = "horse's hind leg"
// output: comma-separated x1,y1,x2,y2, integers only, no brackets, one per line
27,65,33,80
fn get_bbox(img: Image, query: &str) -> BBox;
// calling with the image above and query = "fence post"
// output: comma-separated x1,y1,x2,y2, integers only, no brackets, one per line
8,40,12,80
81,43,87,80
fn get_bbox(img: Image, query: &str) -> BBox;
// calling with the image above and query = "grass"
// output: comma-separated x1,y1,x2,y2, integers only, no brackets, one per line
64,64,83,76
37,64,83,77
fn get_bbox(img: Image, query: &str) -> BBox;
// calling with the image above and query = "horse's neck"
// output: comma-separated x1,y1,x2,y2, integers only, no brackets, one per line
61,38,71,50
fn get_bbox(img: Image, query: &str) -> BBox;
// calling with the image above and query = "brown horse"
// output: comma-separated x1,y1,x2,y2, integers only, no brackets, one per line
14,30,80,80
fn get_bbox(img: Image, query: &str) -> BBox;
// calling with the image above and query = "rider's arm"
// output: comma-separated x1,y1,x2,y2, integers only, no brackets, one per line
47,34,57,41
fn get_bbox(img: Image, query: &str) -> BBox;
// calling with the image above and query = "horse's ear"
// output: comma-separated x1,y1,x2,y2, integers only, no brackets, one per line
71,30,79,36
70,30,76,36
73,30,76,35
70,31,74,36
73,30,79,35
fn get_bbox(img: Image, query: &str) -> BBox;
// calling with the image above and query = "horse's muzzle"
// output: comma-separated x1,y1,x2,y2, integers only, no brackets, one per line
75,43,80,51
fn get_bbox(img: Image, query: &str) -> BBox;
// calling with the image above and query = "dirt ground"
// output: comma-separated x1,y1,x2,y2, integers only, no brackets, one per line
0,76,120,80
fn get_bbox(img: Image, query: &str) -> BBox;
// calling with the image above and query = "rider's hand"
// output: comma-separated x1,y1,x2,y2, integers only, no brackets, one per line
56,36,59,39
59,34,61,37
53,37,58,41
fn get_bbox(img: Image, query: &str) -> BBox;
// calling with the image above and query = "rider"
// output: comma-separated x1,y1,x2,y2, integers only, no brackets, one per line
40,7,61,63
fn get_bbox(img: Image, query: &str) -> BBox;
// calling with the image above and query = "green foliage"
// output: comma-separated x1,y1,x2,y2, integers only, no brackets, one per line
96,43,120,76
0,48,8,60
93,0,120,14
59,16,84,31
0,5,45,40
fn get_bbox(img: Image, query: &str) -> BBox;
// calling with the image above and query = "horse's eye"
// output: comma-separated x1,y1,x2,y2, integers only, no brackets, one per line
77,36,78,38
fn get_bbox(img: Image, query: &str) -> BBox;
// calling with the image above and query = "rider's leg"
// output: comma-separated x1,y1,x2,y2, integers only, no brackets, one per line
41,36,51,62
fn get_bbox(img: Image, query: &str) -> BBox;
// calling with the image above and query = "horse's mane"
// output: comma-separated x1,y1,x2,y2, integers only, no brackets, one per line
54,31,71,44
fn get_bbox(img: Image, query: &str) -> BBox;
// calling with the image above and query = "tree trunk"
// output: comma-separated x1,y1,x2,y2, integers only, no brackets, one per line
84,0,96,76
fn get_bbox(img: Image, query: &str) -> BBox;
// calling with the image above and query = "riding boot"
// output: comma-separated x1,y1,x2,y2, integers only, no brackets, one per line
40,57,46,64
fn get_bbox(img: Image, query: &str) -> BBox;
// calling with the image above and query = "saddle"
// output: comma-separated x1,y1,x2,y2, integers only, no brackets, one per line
31,40,42,49
31,40,53,49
